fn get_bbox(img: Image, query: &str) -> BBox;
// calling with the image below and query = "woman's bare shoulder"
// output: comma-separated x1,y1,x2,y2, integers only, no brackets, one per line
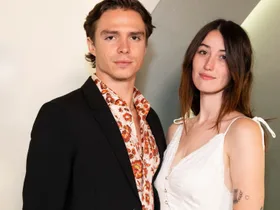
226,117,263,153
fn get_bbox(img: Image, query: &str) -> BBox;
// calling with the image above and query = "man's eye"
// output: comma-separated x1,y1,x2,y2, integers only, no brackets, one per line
105,36,115,40
131,36,141,41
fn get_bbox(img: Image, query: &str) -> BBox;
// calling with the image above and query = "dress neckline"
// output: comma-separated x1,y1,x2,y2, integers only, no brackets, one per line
167,115,277,177
168,125,224,176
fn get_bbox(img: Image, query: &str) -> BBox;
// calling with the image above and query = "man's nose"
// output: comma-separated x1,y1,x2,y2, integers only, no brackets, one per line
117,38,130,54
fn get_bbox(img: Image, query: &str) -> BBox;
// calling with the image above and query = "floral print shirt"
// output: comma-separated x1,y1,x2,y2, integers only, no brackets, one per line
92,74,160,210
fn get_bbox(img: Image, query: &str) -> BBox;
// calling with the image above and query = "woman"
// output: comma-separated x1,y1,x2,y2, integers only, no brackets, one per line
154,19,276,210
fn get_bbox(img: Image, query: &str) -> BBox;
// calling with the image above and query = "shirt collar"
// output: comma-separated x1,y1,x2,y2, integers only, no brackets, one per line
92,74,151,119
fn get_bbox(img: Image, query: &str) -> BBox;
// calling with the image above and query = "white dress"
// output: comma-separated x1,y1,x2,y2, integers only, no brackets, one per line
154,117,276,210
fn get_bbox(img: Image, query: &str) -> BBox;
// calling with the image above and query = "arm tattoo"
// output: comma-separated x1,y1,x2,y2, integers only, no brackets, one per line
233,189,243,204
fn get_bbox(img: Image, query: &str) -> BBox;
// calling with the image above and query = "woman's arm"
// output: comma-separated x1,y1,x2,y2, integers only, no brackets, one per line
226,118,264,210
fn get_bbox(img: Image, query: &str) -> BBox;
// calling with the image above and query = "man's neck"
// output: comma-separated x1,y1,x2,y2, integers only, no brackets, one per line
94,71,136,110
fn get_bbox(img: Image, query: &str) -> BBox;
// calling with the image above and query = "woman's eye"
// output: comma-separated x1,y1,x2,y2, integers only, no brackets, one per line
220,55,227,60
198,50,207,55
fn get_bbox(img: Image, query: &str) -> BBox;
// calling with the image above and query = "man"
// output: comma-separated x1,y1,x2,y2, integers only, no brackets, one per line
22,0,166,210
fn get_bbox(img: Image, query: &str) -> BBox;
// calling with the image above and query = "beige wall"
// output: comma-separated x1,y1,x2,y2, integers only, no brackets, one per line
0,0,96,209
242,0,280,209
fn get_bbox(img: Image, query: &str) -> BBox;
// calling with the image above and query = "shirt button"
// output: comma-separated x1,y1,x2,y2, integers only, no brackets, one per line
165,176,168,180
165,200,168,205
164,188,167,193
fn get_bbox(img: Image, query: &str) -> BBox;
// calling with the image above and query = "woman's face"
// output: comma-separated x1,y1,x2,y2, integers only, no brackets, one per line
192,30,231,94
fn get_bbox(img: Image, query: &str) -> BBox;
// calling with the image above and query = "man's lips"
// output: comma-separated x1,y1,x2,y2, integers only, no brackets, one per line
114,60,132,67
199,73,216,80
114,60,132,64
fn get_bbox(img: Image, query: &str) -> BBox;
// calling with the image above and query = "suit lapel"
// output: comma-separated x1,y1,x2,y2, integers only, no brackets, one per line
81,77,139,197
146,109,166,160
146,109,167,183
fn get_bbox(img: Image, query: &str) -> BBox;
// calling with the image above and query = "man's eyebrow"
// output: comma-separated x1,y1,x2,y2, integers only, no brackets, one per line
200,43,225,52
100,30,119,35
130,31,145,36
100,30,145,36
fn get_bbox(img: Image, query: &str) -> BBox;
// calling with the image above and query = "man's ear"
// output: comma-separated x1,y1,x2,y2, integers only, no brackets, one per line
87,37,96,56
144,40,148,55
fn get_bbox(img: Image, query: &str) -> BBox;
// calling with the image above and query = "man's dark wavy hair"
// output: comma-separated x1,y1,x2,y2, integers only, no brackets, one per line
83,0,155,68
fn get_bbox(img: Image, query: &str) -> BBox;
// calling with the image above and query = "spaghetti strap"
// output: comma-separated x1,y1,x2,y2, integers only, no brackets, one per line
224,116,247,135
223,116,276,138
223,116,276,149
173,117,184,125
167,124,184,145
252,117,276,138
173,112,195,125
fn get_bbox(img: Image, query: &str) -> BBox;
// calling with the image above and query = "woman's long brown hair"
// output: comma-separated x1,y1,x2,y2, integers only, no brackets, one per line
179,19,268,147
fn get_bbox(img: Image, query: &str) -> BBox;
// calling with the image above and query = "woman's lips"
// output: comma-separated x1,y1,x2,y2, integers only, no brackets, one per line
199,73,216,80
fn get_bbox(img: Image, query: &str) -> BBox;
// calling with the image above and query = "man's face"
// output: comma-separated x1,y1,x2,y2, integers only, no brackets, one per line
88,9,147,82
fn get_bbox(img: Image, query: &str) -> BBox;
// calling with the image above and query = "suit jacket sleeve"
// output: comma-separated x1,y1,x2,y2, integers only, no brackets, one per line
23,102,74,210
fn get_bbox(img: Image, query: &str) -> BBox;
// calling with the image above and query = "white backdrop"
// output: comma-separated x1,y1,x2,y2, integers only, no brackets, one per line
0,0,160,209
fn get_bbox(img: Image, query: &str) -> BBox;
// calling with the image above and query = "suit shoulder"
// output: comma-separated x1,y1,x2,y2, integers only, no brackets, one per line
48,88,83,106
35,87,84,124
148,107,160,119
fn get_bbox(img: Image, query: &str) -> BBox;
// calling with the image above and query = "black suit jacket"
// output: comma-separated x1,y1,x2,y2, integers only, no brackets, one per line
23,77,166,210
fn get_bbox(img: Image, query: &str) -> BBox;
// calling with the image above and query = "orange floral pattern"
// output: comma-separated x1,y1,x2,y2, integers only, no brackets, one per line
93,74,160,210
